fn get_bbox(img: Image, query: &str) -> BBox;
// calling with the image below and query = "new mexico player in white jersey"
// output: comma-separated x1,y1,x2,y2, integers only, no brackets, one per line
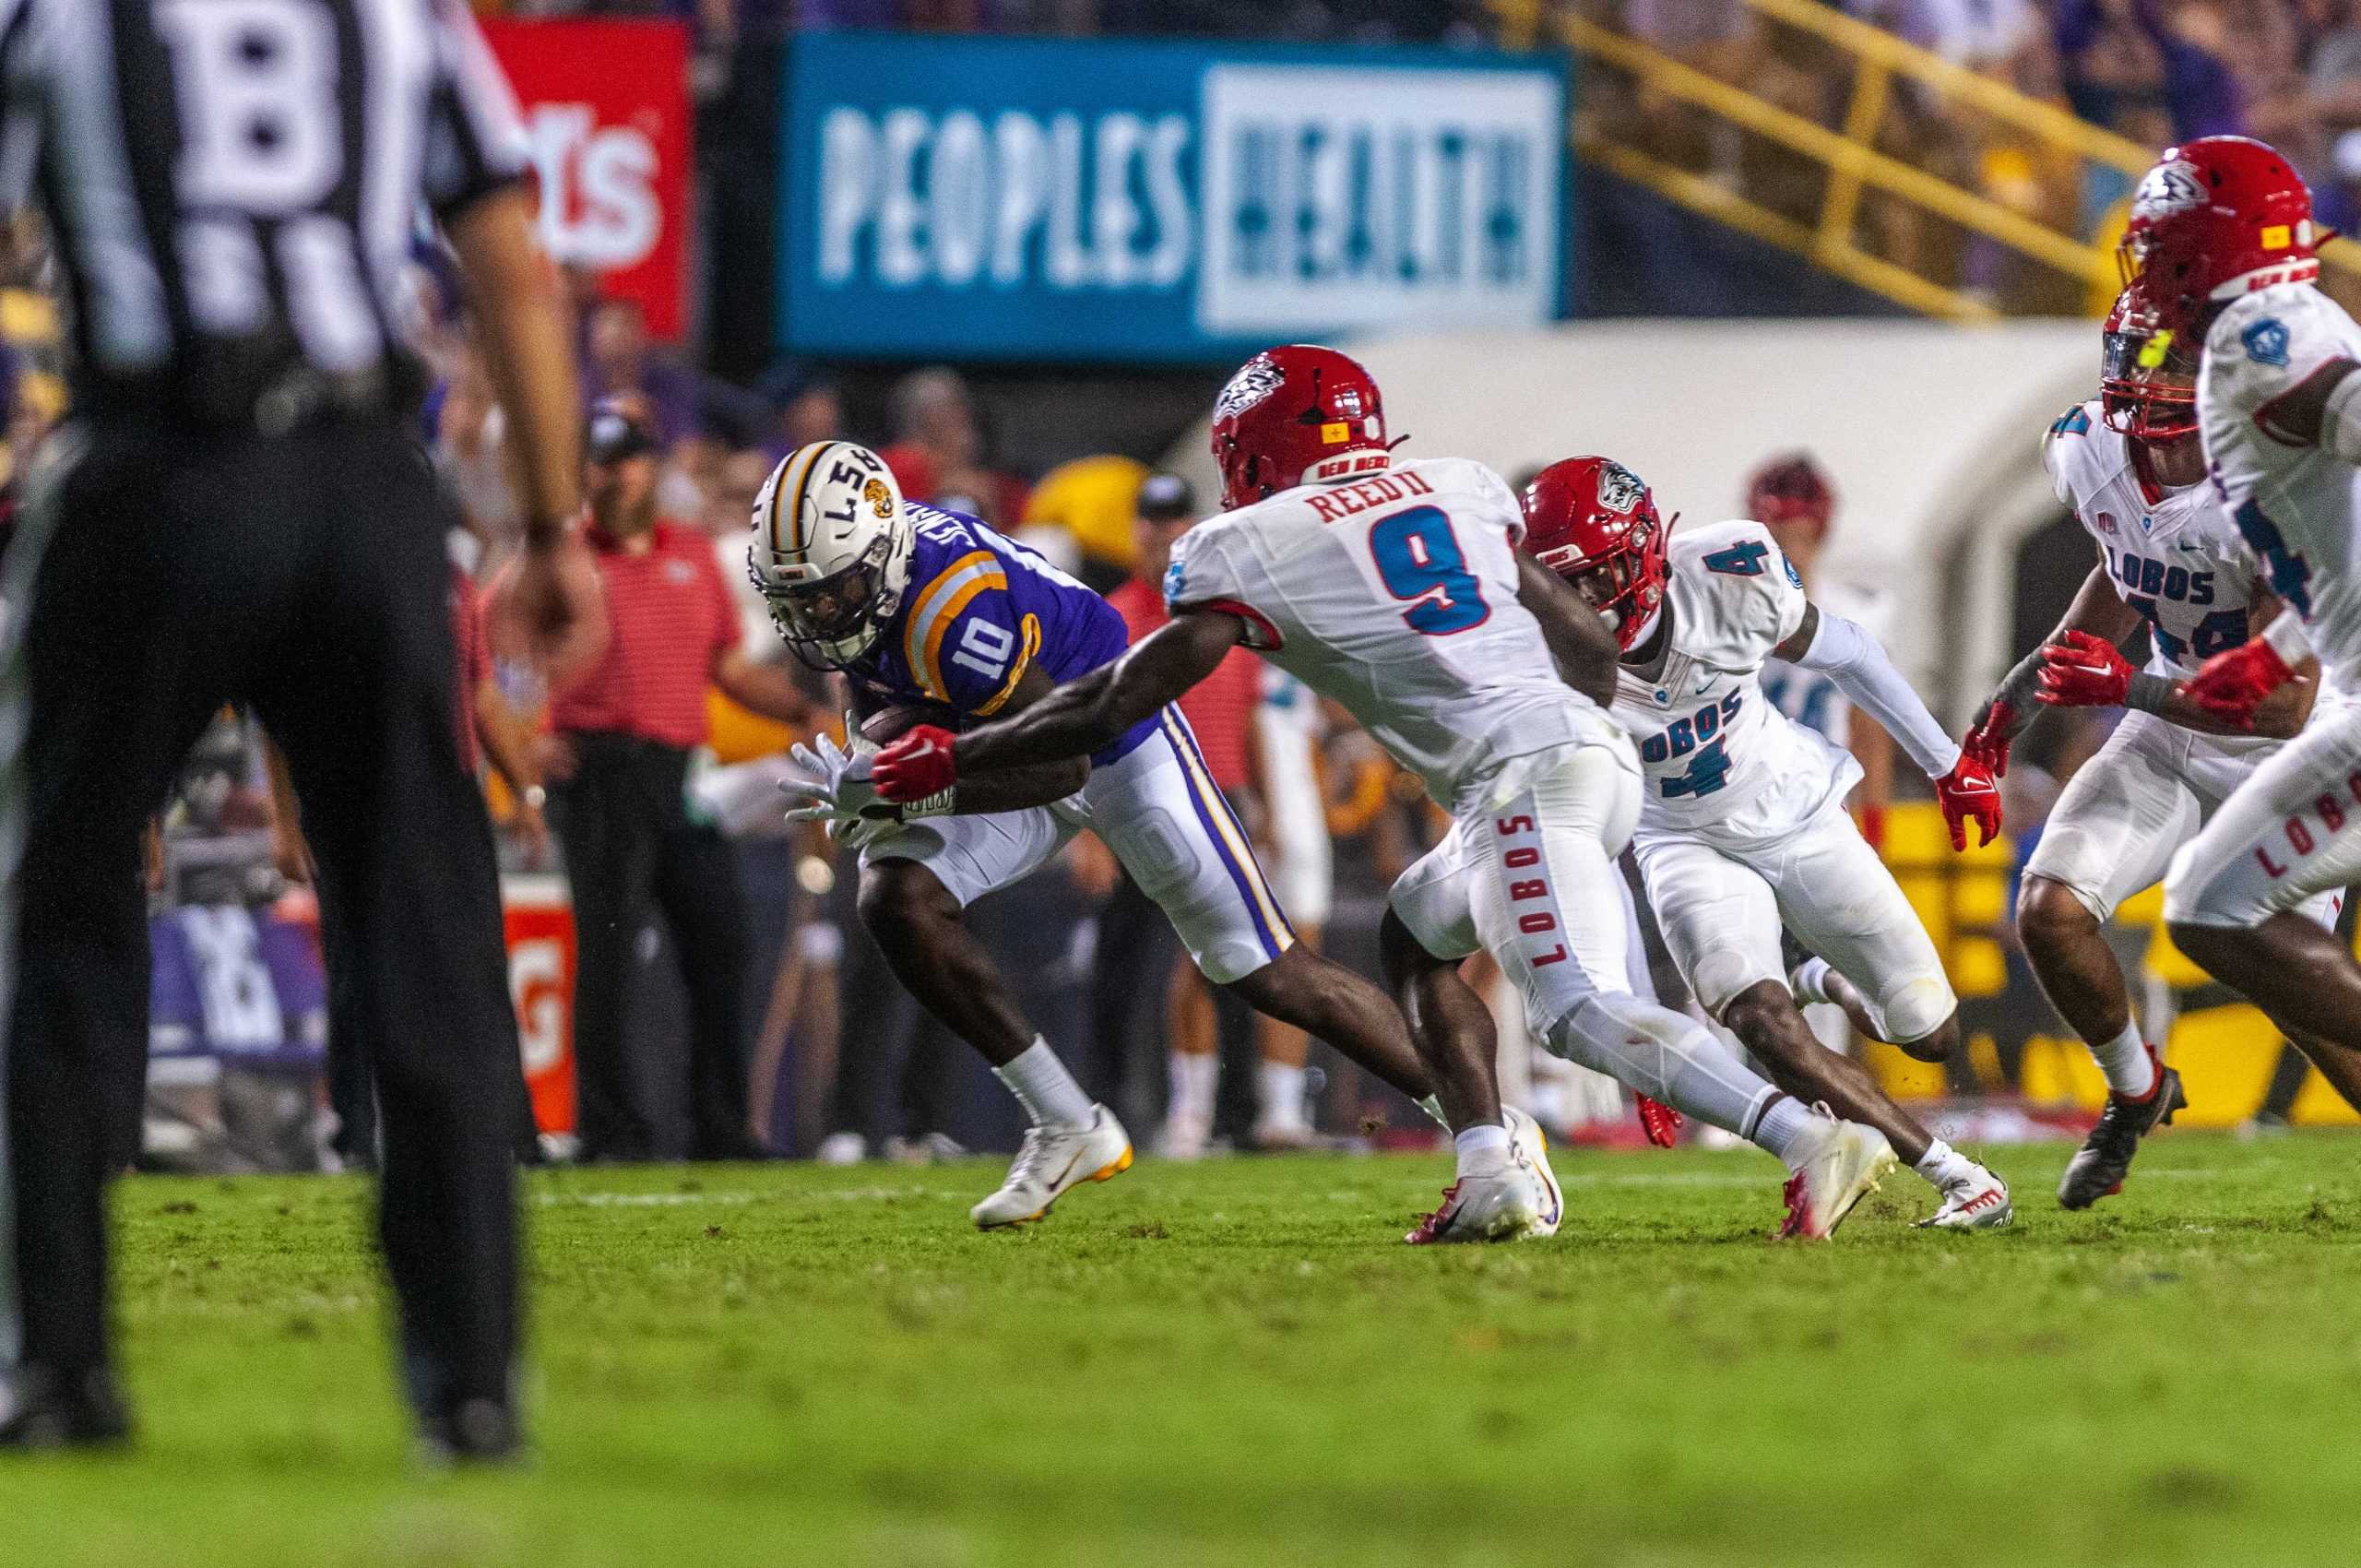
1522,457,2011,1229
2102,137,2361,1110
870,344,1897,1243
1964,284,2352,1212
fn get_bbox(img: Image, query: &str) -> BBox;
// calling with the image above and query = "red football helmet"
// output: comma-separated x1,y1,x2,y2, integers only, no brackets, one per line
1520,456,1671,651
2100,281,2199,441
1210,344,1392,510
2120,137,2327,336
1743,453,1835,544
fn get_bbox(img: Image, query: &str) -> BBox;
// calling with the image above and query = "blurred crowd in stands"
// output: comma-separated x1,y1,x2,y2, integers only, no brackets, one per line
1585,0,2361,313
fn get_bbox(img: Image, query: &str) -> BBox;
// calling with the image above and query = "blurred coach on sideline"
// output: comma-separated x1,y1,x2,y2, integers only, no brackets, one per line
547,400,813,1161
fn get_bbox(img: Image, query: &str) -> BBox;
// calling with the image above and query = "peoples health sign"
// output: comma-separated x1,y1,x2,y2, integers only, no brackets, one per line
778,34,1569,362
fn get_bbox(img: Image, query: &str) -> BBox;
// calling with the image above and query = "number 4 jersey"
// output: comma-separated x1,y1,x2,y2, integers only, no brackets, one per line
2044,397,2258,678
1610,520,1859,843
1161,456,1620,814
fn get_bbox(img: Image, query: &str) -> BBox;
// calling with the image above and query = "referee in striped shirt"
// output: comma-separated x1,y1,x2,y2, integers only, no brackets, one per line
0,0,598,1457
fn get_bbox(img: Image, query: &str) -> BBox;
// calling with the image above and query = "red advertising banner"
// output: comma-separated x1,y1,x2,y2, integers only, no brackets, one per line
481,18,692,340
503,874,577,1137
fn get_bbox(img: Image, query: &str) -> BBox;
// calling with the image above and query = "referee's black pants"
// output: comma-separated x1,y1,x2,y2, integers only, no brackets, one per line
0,414,521,1415
548,733,756,1160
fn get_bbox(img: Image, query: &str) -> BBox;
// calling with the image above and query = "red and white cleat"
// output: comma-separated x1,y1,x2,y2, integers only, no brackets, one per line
1406,1146,1551,1245
1777,1118,1895,1241
1635,1095,1682,1148
1918,1164,2012,1229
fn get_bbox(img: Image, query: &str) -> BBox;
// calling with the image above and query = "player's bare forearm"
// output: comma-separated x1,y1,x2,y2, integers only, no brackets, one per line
2055,563,2145,649
955,611,1244,776
1514,554,1619,707
445,187,581,540
943,665,1089,810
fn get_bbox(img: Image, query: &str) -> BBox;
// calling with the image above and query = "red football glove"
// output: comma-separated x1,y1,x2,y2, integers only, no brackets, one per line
1960,697,2021,778
2184,638,2293,730
873,724,960,802
1635,1095,1682,1148
2035,630,2133,708
1934,754,2002,851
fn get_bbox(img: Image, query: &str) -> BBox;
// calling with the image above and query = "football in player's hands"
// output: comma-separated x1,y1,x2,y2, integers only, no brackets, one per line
2035,631,2133,708
859,701,959,749
1934,754,2003,852
2185,639,2292,729
874,725,960,802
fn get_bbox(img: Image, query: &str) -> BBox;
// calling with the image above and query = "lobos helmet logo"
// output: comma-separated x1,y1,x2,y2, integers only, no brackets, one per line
1216,357,1286,422
2132,161,2207,221
1595,461,1645,515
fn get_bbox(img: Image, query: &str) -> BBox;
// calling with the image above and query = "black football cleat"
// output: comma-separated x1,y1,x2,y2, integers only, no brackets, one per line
417,1398,527,1468
0,1365,132,1452
2058,1063,2187,1211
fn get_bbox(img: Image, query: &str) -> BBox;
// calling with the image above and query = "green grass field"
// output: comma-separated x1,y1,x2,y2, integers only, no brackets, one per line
6,1130,2361,1567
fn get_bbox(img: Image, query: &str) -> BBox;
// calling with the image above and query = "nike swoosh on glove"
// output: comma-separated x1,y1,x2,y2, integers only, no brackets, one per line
2035,630,2133,708
1934,754,2002,851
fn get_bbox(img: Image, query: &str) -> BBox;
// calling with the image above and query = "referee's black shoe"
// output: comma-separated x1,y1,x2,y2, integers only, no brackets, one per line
417,1398,526,1468
2058,1059,2187,1211
0,1365,132,1451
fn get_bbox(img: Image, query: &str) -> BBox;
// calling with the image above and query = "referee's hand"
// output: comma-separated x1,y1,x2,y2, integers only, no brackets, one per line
492,529,607,690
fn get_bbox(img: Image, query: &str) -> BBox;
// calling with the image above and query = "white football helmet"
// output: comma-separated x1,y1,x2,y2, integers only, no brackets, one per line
748,441,914,668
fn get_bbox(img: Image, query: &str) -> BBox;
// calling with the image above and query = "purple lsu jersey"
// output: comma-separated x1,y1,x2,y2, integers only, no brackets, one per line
848,503,1156,762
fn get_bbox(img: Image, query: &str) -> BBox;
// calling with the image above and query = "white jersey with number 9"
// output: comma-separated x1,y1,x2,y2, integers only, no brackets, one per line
1161,456,1623,814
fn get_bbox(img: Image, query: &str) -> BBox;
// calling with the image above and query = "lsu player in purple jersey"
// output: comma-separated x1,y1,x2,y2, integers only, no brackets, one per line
1522,457,2012,1229
872,348,1900,1244
748,440,1484,1230
1964,281,2360,1209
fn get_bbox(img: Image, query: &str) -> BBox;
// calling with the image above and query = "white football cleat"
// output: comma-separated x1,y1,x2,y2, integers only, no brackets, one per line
1406,1140,1552,1245
1503,1107,1563,1239
1917,1164,2012,1229
970,1106,1133,1229
1778,1117,1895,1241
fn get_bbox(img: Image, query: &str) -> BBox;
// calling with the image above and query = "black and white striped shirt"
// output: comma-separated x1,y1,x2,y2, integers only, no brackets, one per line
0,0,528,429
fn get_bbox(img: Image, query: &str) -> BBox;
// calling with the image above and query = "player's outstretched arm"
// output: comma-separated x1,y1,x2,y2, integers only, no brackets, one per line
872,611,1247,802
1779,600,2001,848
2037,588,2322,738
1963,564,2139,775
1514,554,1619,707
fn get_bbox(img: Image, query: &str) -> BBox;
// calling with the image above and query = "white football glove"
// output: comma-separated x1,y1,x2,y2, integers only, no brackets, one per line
781,720,896,839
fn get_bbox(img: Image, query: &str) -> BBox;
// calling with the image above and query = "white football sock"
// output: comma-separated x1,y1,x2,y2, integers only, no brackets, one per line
1546,990,1788,1154
1453,1118,1510,1175
2091,1020,2157,1099
1752,1095,1823,1170
1257,1061,1309,1129
1167,1050,1216,1127
1912,1136,1977,1190
1790,956,1834,1006
994,1038,1095,1130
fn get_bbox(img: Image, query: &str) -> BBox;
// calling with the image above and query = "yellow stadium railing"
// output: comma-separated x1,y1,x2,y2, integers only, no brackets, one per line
1492,0,2361,319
